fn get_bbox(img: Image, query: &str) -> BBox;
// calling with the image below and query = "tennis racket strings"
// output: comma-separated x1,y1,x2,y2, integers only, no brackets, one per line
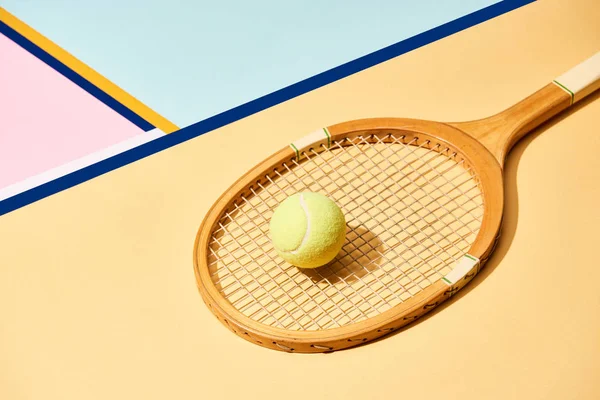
207,133,484,332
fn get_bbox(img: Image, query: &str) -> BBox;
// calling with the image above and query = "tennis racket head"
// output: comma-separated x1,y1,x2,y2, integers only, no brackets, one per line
193,117,504,353
194,52,599,352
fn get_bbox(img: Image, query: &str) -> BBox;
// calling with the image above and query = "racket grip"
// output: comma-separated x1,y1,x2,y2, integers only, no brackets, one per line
553,51,600,105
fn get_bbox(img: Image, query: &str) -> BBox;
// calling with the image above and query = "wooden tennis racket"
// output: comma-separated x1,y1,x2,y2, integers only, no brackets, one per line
193,52,600,353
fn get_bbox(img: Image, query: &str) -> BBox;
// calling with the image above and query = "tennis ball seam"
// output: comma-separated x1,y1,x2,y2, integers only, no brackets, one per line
288,193,310,254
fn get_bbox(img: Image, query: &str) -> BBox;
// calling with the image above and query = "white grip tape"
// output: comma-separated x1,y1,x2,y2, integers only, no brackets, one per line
553,51,600,105
442,254,479,286
290,128,331,160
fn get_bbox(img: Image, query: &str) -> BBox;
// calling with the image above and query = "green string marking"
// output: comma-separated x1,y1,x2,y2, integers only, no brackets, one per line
290,143,300,160
323,127,331,148
553,80,574,106
464,254,478,262
291,127,331,160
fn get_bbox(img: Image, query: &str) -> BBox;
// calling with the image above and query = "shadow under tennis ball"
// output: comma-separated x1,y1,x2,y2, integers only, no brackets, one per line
331,90,600,353
300,225,385,285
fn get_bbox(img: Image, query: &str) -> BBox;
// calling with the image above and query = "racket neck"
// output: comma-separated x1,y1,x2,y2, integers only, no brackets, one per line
452,83,571,166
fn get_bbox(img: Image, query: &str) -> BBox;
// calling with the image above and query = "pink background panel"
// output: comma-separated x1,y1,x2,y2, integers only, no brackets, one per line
0,34,144,189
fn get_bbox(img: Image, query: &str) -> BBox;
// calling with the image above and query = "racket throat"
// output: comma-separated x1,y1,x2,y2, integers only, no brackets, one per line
450,83,571,166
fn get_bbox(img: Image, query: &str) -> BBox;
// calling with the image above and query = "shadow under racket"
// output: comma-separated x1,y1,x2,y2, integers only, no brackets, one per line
343,89,600,352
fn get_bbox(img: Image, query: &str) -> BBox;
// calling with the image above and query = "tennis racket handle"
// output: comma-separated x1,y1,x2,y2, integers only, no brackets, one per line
453,51,600,165
553,51,600,105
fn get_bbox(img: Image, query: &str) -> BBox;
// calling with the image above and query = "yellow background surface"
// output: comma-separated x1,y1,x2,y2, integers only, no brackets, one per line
1,0,599,399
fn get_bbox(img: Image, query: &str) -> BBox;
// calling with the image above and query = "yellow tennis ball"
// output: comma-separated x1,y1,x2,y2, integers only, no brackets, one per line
269,192,346,269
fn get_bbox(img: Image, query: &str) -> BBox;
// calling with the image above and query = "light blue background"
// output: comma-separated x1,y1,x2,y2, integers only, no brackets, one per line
4,0,498,128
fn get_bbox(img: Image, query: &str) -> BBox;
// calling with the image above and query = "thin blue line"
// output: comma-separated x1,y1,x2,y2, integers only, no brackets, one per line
0,0,536,217
0,21,155,132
